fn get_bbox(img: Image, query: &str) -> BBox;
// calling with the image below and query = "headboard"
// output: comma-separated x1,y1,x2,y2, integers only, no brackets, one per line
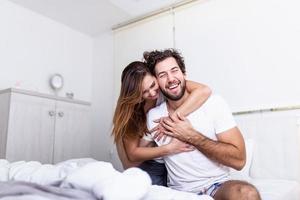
234,108,300,183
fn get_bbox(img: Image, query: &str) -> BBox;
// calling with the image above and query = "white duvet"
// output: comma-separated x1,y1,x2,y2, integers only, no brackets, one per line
0,159,213,200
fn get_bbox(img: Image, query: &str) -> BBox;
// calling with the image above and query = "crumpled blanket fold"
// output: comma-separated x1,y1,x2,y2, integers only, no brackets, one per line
0,181,97,200
0,158,213,200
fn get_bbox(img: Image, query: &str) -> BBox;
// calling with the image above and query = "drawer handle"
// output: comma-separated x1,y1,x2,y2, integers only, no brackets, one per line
58,112,64,117
48,111,55,116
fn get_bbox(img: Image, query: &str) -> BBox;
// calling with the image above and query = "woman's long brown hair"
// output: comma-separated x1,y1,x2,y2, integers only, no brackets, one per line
112,61,150,143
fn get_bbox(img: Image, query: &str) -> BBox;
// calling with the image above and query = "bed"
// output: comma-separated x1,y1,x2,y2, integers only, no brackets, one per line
229,139,300,200
0,154,299,199
0,158,213,200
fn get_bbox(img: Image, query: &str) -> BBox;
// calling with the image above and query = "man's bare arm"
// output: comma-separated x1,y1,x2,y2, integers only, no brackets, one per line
162,114,246,170
187,127,245,170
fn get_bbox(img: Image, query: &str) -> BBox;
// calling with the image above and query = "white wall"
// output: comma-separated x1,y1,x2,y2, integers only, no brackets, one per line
113,0,300,112
0,0,119,169
113,12,174,102
0,0,93,101
175,0,300,112
91,31,123,170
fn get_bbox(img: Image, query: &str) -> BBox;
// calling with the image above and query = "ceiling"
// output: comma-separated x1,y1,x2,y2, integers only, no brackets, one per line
8,0,183,37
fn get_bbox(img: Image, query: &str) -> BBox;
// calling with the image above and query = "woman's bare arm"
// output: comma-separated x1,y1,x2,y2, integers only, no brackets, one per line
116,138,142,169
122,82,210,164
174,80,211,117
153,81,211,141
123,137,193,163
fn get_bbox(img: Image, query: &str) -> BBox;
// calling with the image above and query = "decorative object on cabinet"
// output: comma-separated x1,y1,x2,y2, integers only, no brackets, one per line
49,74,64,92
0,88,92,164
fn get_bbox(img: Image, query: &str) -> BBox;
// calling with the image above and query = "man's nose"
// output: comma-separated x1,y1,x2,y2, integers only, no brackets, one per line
167,73,175,82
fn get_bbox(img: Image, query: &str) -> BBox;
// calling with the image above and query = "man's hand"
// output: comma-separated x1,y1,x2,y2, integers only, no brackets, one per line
161,112,196,143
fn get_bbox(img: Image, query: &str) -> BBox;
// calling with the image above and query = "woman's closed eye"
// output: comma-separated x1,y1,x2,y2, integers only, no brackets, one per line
150,81,157,89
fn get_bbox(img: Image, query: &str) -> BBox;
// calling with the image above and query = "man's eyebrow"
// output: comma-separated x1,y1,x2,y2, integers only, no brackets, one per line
157,66,179,76
157,71,166,76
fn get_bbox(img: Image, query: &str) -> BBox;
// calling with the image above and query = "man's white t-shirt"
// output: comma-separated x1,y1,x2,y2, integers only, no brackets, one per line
146,94,236,193
142,91,166,163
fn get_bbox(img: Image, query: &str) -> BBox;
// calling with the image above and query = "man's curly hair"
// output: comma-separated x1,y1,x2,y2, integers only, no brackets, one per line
143,49,186,76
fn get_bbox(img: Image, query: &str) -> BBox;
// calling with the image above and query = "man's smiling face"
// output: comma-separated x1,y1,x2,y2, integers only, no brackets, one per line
155,57,186,101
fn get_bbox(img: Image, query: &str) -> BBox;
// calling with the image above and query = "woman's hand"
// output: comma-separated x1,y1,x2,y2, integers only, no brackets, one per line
165,138,195,154
150,117,169,142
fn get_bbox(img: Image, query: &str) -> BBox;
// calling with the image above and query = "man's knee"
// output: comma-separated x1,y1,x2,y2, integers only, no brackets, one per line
214,180,261,200
235,183,261,200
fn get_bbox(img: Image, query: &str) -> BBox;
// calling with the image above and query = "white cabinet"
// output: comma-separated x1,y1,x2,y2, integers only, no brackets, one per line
0,88,92,164
53,100,92,163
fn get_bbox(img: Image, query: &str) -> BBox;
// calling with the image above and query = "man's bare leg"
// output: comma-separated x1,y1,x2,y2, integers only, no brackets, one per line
213,180,261,200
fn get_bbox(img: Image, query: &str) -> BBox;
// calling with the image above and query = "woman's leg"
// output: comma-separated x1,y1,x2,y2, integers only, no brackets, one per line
138,160,167,186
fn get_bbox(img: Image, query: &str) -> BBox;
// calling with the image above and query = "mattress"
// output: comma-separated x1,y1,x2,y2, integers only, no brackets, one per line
251,179,300,200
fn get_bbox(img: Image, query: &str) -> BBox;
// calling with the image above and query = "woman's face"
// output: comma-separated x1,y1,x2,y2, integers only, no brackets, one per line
142,74,160,101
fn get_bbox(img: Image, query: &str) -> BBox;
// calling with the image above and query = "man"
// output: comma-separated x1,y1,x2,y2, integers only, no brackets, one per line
144,49,261,199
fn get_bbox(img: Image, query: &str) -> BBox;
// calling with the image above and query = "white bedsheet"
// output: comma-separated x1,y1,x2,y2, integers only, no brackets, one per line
143,185,213,200
0,159,213,200
1,158,298,200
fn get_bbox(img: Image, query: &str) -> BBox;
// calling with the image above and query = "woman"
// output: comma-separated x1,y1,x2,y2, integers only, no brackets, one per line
112,61,211,186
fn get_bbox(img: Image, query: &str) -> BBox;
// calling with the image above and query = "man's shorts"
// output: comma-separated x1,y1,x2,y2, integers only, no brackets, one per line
198,182,224,197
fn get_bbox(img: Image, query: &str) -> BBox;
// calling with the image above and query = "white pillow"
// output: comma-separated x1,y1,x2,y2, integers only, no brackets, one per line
9,161,41,181
93,167,151,200
0,159,9,181
61,161,121,191
229,138,254,181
